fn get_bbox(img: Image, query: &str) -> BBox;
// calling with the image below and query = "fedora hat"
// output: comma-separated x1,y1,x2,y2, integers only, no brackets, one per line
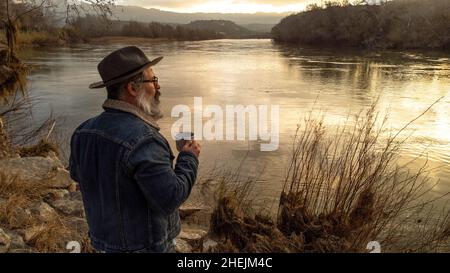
89,46,163,89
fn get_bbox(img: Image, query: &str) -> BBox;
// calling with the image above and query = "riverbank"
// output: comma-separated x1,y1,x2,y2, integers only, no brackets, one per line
272,0,450,50
0,117,214,253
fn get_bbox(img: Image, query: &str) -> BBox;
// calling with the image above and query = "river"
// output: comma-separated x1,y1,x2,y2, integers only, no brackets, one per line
17,39,450,207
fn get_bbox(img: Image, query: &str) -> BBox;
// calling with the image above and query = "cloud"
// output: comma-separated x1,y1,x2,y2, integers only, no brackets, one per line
233,0,313,6
119,0,206,9
118,0,319,10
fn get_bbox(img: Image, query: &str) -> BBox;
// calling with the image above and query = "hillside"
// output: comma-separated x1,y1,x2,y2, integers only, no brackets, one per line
271,0,450,49
111,6,288,26
184,20,264,38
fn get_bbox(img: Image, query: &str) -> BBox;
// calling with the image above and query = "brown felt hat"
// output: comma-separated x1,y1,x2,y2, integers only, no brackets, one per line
89,46,163,89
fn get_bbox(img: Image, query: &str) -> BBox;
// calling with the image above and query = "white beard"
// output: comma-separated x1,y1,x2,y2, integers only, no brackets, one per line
137,89,163,120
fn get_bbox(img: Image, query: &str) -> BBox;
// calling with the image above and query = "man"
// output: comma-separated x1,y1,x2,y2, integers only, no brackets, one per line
69,46,200,253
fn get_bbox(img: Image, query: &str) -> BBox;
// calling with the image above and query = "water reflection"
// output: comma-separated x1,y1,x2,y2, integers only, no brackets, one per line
8,39,450,202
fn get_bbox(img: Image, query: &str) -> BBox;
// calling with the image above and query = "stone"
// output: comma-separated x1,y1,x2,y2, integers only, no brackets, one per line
65,217,88,234
179,207,212,228
0,157,73,188
202,238,218,252
46,189,70,200
23,225,46,243
177,228,207,251
2,229,26,250
68,182,78,193
49,199,84,217
30,201,58,221
7,247,36,253
175,238,192,253
179,205,204,219
6,207,32,229
178,228,207,242
0,228,12,253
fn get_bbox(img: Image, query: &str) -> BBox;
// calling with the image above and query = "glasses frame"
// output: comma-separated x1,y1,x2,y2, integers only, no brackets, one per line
142,76,158,85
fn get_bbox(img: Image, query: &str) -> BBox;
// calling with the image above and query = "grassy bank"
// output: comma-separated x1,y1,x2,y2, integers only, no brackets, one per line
206,103,450,253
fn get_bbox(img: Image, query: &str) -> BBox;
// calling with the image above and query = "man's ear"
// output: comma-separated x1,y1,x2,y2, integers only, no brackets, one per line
125,82,139,97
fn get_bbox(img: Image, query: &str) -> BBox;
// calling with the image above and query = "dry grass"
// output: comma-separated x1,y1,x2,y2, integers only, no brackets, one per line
0,172,88,253
208,100,450,253
0,50,29,100
18,139,59,158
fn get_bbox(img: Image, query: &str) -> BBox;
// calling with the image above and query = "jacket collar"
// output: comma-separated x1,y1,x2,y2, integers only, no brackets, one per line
102,99,160,130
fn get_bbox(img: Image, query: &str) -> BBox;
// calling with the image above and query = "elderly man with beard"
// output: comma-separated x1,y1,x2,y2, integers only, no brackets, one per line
69,46,200,253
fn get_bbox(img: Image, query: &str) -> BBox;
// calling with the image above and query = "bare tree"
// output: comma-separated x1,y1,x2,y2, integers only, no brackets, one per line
0,0,116,63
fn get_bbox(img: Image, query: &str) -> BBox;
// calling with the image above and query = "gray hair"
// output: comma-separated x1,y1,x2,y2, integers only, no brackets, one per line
106,72,145,99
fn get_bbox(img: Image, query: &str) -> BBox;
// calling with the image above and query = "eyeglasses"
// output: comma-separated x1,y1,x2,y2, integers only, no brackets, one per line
143,76,158,85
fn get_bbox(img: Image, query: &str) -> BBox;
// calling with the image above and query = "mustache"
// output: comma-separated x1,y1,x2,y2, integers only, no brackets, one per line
154,89,161,103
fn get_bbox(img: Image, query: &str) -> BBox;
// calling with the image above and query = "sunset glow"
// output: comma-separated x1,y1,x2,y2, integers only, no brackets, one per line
119,0,312,13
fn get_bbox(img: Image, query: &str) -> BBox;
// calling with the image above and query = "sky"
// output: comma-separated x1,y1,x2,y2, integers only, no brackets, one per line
116,0,319,13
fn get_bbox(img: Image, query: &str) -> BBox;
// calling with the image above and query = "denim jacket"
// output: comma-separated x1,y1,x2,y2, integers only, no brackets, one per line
69,99,199,253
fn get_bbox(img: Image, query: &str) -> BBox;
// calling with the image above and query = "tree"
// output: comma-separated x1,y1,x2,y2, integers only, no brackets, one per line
0,0,116,64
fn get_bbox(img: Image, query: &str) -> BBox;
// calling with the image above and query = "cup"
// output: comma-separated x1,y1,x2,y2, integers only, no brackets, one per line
175,132,194,152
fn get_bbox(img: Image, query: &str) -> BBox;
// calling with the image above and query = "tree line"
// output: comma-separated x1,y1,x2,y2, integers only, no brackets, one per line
70,15,226,41
272,0,450,50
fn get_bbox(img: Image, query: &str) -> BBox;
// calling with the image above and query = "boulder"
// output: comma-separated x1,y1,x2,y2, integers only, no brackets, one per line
179,205,204,219
30,201,58,221
23,225,46,243
68,182,78,193
175,238,192,253
0,228,11,253
45,189,70,200
49,199,84,217
0,157,73,188
2,228,26,250
178,228,207,242
177,228,208,251
202,238,218,252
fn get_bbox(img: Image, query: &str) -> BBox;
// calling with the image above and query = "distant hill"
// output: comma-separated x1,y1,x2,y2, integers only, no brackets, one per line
241,24,275,33
184,20,263,38
111,6,288,26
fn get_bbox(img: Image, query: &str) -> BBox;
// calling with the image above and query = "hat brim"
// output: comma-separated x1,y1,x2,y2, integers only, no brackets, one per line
89,56,163,89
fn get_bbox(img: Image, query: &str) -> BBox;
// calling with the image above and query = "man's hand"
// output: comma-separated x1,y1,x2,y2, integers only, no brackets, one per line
182,140,201,158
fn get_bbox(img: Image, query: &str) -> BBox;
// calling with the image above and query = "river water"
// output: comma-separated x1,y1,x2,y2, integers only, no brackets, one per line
17,39,450,207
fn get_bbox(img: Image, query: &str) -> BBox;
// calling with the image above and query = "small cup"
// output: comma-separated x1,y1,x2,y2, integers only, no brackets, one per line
175,132,194,152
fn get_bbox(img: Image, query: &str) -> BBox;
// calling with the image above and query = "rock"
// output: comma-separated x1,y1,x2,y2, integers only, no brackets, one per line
7,247,36,253
68,182,78,193
23,225,46,243
179,206,212,228
0,228,12,253
175,238,192,253
6,206,32,229
30,201,58,221
46,152,64,168
202,238,218,252
178,228,207,242
0,157,73,188
2,229,26,250
179,205,204,219
49,199,84,217
177,228,207,251
52,168,74,189
46,189,70,200
65,217,88,235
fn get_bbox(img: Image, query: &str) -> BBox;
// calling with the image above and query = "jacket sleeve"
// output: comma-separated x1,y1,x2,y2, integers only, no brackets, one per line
69,133,79,183
125,136,199,216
